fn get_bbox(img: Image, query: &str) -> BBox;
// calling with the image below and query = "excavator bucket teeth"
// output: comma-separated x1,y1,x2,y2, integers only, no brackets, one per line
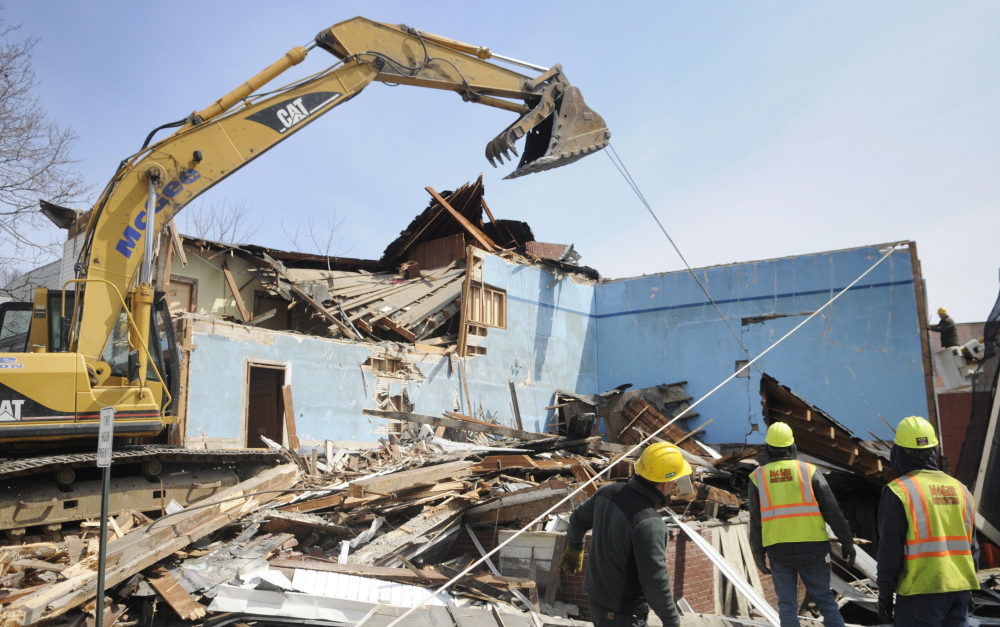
487,85,610,179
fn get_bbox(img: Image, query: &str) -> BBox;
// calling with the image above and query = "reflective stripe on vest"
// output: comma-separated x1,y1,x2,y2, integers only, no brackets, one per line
751,460,829,546
887,470,979,596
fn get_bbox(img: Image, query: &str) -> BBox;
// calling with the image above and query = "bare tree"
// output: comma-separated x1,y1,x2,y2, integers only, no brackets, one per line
282,213,350,263
0,9,88,276
180,197,262,245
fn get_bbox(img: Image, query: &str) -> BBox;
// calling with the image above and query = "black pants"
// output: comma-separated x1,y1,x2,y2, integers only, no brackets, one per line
895,591,970,627
589,599,648,627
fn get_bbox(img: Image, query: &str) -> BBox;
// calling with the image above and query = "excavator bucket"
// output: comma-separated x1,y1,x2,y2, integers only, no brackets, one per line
486,80,610,179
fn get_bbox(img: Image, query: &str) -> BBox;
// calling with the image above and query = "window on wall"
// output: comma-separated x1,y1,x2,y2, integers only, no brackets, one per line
468,283,507,329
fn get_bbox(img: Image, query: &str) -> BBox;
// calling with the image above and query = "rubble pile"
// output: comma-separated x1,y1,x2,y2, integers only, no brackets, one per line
1,382,997,627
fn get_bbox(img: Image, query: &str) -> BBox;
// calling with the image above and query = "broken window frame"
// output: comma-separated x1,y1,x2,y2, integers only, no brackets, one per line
467,282,507,330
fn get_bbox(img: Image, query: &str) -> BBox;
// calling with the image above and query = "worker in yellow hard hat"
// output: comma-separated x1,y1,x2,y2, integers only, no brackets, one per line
928,307,960,348
750,422,854,627
876,416,979,626
560,442,689,627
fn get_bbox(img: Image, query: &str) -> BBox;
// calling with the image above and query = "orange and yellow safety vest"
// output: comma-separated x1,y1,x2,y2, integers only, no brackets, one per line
887,470,978,595
751,459,829,547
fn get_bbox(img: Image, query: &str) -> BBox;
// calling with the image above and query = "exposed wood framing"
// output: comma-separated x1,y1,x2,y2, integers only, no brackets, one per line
509,379,523,431
465,480,582,527
761,374,894,482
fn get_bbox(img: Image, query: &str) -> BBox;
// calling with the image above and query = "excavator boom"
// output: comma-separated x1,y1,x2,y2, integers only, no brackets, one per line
0,16,610,446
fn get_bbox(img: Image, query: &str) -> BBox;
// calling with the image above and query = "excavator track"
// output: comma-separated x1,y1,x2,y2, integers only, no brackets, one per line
0,446,283,481
0,447,285,541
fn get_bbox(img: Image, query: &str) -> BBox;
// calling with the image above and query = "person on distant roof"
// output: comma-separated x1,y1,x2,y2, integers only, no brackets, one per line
750,422,855,627
929,308,960,348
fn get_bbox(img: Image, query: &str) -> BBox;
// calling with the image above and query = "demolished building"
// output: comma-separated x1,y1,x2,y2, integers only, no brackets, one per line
3,177,979,626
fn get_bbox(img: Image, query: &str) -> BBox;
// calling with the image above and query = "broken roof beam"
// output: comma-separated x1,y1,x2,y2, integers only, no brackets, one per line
288,284,360,340
426,187,495,251
349,461,474,498
364,409,554,442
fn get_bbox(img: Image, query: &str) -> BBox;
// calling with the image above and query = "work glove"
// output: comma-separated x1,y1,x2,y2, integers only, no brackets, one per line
876,592,894,624
559,547,585,575
753,553,770,575
841,542,857,569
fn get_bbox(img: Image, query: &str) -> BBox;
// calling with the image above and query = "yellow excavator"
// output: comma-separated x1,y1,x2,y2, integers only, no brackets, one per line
0,17,608,539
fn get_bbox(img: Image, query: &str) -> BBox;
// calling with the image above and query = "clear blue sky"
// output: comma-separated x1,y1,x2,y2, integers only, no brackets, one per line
6,1,999,323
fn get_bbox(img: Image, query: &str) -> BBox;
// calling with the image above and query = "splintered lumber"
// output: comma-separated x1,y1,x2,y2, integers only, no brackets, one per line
146,566,207,620
349,461,474,498
471,455,576,473
692,482,741,507
544,534,568,605
263,511,352,538
619,398,703,455
349,499,469,565
363,409,554,442
2,463,299,627
277,491,347,514
465,480,584,528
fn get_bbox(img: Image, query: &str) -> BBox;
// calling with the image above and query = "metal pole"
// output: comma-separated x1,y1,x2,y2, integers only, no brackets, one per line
140,171,158,284
96,465,110,627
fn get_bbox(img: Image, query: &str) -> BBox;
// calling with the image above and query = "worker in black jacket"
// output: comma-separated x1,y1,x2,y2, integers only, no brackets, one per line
749,422,855,627
929,308,960,348
560,442,687,627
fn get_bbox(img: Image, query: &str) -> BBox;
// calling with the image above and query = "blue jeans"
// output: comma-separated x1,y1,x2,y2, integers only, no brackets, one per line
769,559,845,627
894,591,970,627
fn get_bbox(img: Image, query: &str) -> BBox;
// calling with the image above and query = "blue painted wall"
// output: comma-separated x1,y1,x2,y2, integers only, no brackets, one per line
184,255,598,445
185,244,927,447
594,245,928,443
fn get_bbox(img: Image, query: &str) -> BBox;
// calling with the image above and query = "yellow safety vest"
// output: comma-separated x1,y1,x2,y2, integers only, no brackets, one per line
887,470,979,596
751,460,829,547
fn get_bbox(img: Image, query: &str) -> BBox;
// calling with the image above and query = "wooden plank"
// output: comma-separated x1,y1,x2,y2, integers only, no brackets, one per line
508,379,523,431
458,246,474,357
282,385,300,452
372,315,417,342
349,461,474,498
471,455,574,473
364,409,554,442
543,534,567,605
426,187,494,251
146,566,207,620
221,262,251,322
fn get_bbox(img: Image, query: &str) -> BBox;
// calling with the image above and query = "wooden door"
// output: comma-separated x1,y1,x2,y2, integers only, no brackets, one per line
246,366,285,448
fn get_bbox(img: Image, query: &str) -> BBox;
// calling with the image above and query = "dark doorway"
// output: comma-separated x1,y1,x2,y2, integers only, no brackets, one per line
246,365,285,448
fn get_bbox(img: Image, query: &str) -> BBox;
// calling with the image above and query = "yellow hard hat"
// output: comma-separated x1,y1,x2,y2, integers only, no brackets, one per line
894,416,939,449
635,442,692,483
765,422,795,448
938,307,947,315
